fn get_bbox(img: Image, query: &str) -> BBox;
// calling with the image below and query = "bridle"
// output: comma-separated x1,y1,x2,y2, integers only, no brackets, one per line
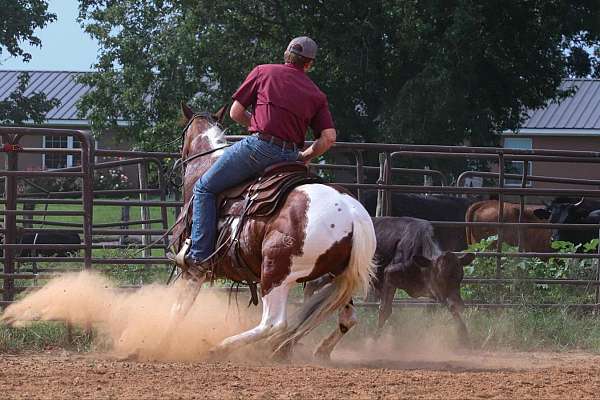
180,112,231,165
168,113,231,189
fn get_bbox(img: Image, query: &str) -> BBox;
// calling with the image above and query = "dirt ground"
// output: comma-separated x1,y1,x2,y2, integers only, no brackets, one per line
1,350,600,399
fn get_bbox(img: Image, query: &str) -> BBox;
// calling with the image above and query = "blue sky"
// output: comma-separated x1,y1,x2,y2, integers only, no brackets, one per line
0,0,99,71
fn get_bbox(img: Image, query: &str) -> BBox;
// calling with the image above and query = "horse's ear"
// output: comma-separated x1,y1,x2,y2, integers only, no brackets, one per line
181,101,194,121
212,104,228,124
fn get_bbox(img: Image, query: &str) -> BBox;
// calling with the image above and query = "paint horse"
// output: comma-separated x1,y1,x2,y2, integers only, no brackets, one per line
171,103,376,358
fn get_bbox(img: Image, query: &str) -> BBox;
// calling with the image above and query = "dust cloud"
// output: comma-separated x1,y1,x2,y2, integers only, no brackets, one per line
1,271,261,361
2,272,542,370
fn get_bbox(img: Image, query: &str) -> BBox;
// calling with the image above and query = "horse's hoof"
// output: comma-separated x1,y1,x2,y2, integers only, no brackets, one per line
313,350,332,364
271,346,294,364
115,350,140,361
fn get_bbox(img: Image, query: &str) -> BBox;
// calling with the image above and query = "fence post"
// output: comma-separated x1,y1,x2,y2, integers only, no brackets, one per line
424,166,433,187
383,152,392,216
517,159,528,252
81,132,95,269
496,153,505,284
376,153,386,217
22,202,35,229
138,161,151,258
354,150,365,205
596,226,600,311
2,135,18,302
158,164,170,253
120,199,130,246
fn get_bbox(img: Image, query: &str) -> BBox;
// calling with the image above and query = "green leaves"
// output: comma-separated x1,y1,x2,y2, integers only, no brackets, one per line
76,1,600,150
0,0,56,62
465,236,599,305
0,1,58,125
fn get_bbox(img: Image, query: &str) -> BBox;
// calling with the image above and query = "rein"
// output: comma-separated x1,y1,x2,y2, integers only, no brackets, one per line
179,143,230,166
138,113,229,255
167,114,231,189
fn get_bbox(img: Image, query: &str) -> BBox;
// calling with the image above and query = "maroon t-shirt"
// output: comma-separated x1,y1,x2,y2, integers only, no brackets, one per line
232,63,334,146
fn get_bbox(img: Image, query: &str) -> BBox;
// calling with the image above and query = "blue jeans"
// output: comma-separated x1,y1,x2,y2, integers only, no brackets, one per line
189,135,300,260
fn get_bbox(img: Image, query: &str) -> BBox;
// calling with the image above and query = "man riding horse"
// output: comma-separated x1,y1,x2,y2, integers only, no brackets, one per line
185,36,337,270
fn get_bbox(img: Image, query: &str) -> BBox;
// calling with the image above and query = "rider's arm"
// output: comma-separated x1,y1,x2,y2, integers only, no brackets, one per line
230,100,252,127
299,128,336,164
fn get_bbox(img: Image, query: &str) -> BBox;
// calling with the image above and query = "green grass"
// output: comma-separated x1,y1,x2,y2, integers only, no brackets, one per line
345,305,600,353
0,322,92,353
4,305,600,354
4,202,178,228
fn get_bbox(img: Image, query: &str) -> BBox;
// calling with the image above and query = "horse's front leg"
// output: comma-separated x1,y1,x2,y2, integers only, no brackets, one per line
313,299,358,361
210,279,292,356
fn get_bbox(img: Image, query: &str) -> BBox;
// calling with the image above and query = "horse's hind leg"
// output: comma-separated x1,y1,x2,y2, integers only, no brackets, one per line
313,299,358,361
210,282,292,356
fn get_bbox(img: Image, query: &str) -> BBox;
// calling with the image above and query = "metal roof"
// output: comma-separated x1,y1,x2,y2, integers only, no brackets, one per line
520,79,600,131
0,70,103,123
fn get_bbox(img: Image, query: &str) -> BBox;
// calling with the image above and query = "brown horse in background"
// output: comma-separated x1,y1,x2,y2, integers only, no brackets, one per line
170,104,376,359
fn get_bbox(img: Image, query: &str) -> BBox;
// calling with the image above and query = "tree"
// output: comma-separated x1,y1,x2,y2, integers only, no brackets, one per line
0,0,59,125
77,1,600,150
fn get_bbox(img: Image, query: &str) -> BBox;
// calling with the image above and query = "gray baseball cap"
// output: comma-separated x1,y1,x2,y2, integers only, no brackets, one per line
286,36,318,59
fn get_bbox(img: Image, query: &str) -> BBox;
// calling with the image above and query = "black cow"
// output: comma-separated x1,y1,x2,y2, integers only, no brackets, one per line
305,217,475,345
362,191,481,251
0,231,81,258
370,217,475,341
534,197,600,246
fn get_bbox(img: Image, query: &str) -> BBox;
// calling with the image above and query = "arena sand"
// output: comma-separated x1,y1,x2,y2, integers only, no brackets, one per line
1,270,568,371
1,271,264,361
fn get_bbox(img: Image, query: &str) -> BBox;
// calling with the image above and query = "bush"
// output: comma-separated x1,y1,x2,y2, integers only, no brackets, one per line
94,168,132,191
16,167,132,197
463,236,599,305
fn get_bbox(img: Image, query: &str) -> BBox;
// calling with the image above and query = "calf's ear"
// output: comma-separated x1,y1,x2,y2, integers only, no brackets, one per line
458,252,475,266
533,208,550,220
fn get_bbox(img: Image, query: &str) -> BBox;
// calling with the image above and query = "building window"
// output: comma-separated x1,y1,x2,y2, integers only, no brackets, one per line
43,136,81,169
503,137,533,186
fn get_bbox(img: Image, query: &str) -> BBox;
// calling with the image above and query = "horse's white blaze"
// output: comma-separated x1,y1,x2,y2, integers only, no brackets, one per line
290,184,358,275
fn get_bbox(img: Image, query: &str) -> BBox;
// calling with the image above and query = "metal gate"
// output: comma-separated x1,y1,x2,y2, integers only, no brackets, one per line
3,127,600,309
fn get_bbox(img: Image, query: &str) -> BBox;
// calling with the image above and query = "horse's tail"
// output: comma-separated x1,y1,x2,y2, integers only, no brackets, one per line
275,203,376,351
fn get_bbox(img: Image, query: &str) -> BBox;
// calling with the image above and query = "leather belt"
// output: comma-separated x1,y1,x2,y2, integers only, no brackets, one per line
254,133,299,151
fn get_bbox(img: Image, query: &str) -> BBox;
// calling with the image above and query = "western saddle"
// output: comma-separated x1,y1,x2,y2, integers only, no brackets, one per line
174,161,323,300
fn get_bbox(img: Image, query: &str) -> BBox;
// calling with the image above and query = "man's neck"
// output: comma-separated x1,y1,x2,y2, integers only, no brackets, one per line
285,62,305,73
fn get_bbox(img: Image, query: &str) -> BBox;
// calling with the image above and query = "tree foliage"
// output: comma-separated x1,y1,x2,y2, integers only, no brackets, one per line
0,0,58,125
77,1,600,149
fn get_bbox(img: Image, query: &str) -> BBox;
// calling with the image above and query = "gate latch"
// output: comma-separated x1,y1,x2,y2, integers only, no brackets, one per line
1,143,23,152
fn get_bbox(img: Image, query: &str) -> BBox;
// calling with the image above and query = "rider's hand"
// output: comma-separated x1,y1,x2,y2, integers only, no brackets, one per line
299,151,311,165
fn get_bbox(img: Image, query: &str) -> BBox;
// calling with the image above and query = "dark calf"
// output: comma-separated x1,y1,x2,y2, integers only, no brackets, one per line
304,217,475,343
374,250,474,340
370,217,474,343
1,231,81,258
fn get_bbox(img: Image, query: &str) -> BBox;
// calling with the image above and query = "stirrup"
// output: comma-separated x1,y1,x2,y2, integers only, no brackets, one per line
175,238,192,268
